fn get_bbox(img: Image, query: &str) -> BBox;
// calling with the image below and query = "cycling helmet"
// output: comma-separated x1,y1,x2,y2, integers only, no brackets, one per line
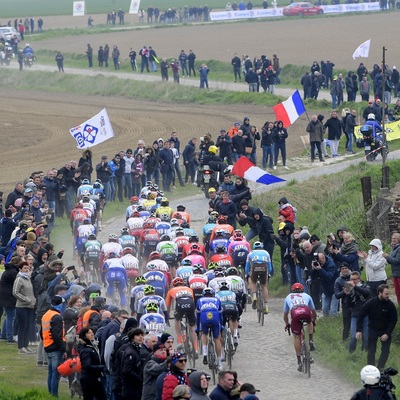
192,264,203,273
131,211,141,218
172,277,185,287
215,268,226,277
109,233,118,241
156,196,162,204
93,182,101,189
202,287,215,297
216,229,225,237
123,247,133,255
215,244,227,253
137,205,145,212
175,227,185,236
161,197,169,206
149,251,161,260
146,262,157,271
135,276,146,284
181,259,192,267
189,244,201,254
219,281,230,290
218,215,227,223
75,203,83,208
145,302,159,312
25,44,30,48
147,192,155,200
130,196,139,204
291,283,304,293
208,262,218,270
88,233,97,240
95,179,102,184
177,205,186,211
181,222,189,229
367,113,375,120
146,180,152,187
170,218,179,227
253,241,263,250
83,219,90,224
153,184,159,190
189,235,199,243
210,211,219,219
208,145,218,155
233,230,243,240
81,179,90,185
160,213,170,222
109,252,117,258
226,267,239,276
144,285,155,295
360,365,381,386
208,215,218,224
160,234,171,242
141,193,147,199
121,227,130,235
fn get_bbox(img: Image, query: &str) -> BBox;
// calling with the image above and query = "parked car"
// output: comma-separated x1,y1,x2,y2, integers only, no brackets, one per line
0,26,21,41
282,2,324,16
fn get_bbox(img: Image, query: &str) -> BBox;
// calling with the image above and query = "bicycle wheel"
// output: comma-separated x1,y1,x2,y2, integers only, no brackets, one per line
226,330,233,370
303,340,311,378
260,296,265,326
207,335,217,385
185,323,195,368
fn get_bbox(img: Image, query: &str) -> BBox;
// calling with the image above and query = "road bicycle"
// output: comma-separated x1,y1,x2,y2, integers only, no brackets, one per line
206,326,218,385
180,316,196,368
112,280,121,307
222,316,235,370
254,269,268,326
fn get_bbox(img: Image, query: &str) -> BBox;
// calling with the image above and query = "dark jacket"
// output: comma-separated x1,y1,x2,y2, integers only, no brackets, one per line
183,140,196,163
231,134,245,154
119,342,143,400
217,200,237,227
0,262,19,308
210,384,231,400
324,116,342,140
0,217,17,246
142,354,169,400
261,127,274,146
345,114,357,134
385,243,400,277
247,208,274,245
5,188,23,209
311,256,338,296
216,135,233,156
272,124,288,144
96,161,112,183
77,338,105,380
238,205,258,230
159,147,174,173
345,281,371,317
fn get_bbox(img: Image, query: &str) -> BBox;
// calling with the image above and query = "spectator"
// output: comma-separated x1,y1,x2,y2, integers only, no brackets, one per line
300,71,312,100
189,371,211,400
216,130,233,165
162,353,189,400
272,121,288,170
217,190,237,228
343,271,371,353
172,385,191,400
159,141,175,192
330,76,339,109
188,50,196,77
245,68,258,92
359,76,370,102
261,121,274,170
356,284,398,370
331,231,360,272
306,115,325,163
358,239,387,297
345,109,357,154
278,197,296,224
182,138,197,184
382,232,400,304
210,371,235,400
199,64,209,89
323,111,342,157
334,262,352,341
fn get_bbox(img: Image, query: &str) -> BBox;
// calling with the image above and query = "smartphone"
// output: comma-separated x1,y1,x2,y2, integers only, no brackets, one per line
344,282,352,290
67,265,76,271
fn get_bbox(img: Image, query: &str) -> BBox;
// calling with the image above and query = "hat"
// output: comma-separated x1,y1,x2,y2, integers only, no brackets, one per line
153,343,165,353
299,228,310,240
0,254,5,262
278,222,286,231
54,284,69,293
327,233,335,240
220,129,226,133
340,262,350,269
51,295,65,306
19,222,28,230
24,188,33,194
171,352,186,365
208,187,216,193
234,122,240,126
393,66,397,70
240,383,260,394
93,296,106,306
48,259,64,271
101,155,108,160
333,76,337,80
160,332,174,344
123,317,138,333
310,234,320,242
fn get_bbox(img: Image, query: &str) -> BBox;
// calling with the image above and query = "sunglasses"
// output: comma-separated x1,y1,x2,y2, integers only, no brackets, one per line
177,359,187,363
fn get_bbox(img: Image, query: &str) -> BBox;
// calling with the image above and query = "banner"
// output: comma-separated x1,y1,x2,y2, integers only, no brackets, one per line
73,1,85,16
69,108,114,149
352,39,371,60
129,0,141,14
354,120,400,141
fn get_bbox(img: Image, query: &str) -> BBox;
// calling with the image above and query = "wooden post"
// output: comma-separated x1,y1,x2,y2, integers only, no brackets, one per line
361,176,372,208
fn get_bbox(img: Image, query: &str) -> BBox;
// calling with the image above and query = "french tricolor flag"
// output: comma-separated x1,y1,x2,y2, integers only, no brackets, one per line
272,90,306,127
232,156,285,186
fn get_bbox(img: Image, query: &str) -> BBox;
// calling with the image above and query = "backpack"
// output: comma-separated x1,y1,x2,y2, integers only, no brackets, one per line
65,325,77,345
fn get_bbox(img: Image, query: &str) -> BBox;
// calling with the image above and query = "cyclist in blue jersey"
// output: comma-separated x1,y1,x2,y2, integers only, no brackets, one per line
144,265,167,297
209,229,230,255
139,302,167,338
130,276,147,315
119,227,137,254
196,287,223,369
136,284,169,321
245,241,272,314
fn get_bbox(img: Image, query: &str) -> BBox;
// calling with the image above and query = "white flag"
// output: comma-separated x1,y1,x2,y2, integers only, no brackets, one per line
69,108,114,149
352,39,371,60
129,0,141,14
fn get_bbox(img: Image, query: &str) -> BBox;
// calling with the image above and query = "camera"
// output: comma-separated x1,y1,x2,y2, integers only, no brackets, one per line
379,367,397,393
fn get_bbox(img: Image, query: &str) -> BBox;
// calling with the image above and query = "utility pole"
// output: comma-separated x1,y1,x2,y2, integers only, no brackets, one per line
381,46,389,194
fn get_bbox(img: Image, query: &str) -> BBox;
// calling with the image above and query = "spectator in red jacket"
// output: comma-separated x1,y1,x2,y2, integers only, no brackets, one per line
162,352,189,400
278,197,297,224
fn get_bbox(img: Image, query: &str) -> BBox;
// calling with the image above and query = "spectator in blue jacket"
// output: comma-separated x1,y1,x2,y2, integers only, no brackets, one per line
312,253,339,316
217,190,237,228
199,64,209,89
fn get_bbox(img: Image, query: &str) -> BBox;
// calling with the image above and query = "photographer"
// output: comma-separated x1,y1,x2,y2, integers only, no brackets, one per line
216,130,233,165
198,133,214,158
343,271,371,353
310,253,339,317
350,365,396,400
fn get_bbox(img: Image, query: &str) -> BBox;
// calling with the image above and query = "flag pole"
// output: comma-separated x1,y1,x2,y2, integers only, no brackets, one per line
296,88,311,123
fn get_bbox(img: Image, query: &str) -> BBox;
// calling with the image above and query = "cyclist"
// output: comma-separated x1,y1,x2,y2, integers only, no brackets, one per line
203,212,218,255
228,230,251,273
173,227,189,261
139,221,160,263
136,284,168,321
90,181,105,231
176,259,194,285
76,219,96,257
188,264,208,303
80,194,96,224
182,235,206,259
82,233,102,280
226,266,246,319
171,205,191,225
155,197,174,218
209,215,234,243
120,247,140,286
145,251,172,286
119,227,137,255
125,196,140,220
165,277,198,356
209,266,228,292
139,302,167,338
144,262,168,298
156,234,179,272
196,287,223,369
216,281,239,347
283,283,317,372
142,192,157,211
77,178,93,198
181,248,206,271
100,233,123,264
126,211,144,240
209,229,230,255
130,276,147,316
245,241,272,314
204,262,218,282
70,203,90,235
210,244,233,268
155,218,172,236
101,252,128,307
137,205,150,219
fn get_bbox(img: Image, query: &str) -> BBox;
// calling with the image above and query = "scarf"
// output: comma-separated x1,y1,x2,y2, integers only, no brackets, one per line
18,271,31,279
340,240,359,255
